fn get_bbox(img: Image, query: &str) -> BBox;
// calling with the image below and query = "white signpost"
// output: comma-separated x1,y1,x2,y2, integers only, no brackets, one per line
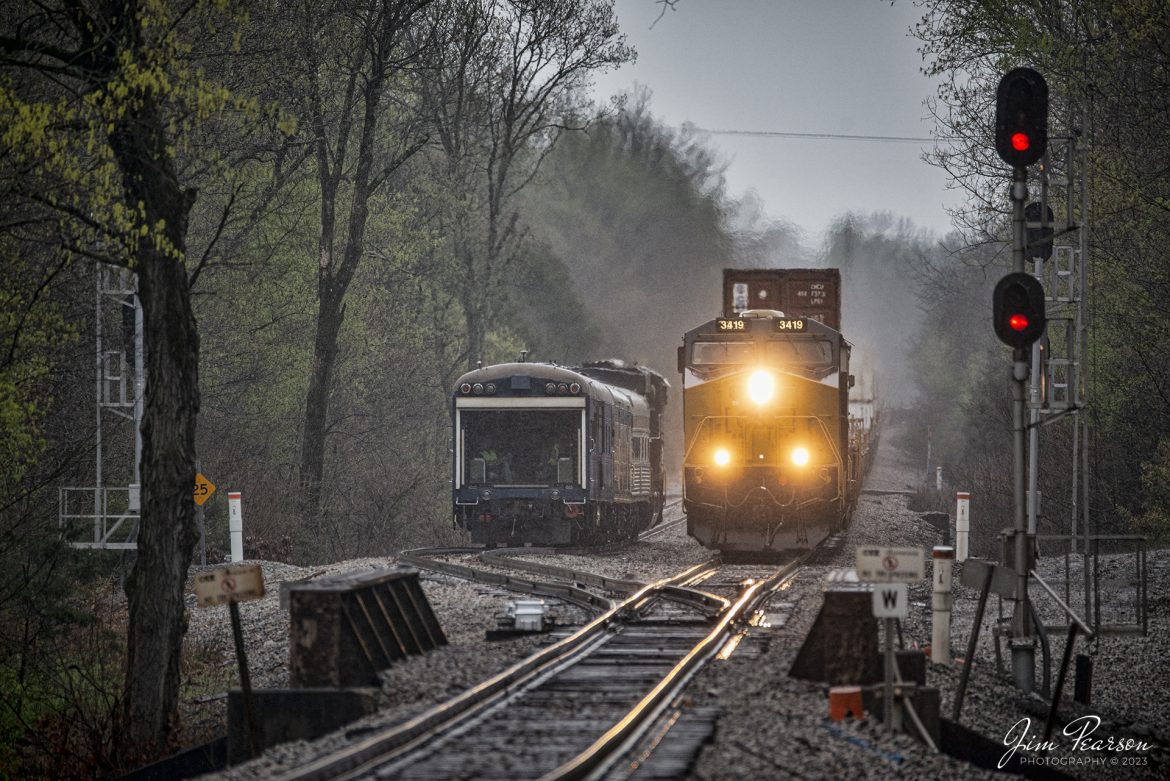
228,491,244,563
955,492,971,562
856,546,924,734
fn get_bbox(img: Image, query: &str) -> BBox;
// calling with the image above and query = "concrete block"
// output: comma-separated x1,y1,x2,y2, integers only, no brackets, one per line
790,584,880,685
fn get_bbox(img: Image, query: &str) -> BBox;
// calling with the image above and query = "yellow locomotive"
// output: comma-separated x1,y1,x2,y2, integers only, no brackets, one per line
678,269,868,555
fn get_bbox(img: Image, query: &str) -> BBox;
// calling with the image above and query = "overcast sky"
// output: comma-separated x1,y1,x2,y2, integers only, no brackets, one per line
590,0,962,243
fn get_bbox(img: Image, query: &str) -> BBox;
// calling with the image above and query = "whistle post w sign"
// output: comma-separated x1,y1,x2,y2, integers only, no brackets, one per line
872,582,908,619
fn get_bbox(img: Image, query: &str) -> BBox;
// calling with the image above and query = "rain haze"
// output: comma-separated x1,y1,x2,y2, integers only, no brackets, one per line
590,0,961,241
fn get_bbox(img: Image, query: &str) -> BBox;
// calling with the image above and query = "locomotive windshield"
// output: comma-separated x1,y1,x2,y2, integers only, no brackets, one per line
763,339,834,366
691,339,833,367
461,409,580,486
691,341,755,364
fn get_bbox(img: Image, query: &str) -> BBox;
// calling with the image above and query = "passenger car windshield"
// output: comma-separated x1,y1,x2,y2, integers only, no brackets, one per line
462,409,579,485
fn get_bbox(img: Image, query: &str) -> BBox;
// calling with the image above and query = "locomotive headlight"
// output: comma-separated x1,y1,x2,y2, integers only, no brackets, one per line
747,370,775,405
790,447,810,467
713,448,732,467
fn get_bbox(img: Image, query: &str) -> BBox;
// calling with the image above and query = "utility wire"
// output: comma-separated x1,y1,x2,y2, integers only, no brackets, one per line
691,127,960,144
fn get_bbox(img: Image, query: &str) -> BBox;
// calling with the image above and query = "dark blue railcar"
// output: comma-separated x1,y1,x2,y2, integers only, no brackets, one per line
452,361,667,546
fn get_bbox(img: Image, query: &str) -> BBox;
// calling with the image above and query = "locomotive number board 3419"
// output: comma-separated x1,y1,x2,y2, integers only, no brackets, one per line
773,318,807,332
713,317,807,332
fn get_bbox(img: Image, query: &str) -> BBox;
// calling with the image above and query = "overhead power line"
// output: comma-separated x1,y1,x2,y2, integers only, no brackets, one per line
691,127,958,144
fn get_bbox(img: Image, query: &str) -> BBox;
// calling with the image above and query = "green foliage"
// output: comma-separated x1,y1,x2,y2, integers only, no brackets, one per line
0,537,125,778
915,0,1170,534
1128,439,1170,543
0,252,73,498
523,92,736,370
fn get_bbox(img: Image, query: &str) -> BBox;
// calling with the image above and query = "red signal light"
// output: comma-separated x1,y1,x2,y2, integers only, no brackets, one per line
1011,132,1030,151
1009,313,1029,331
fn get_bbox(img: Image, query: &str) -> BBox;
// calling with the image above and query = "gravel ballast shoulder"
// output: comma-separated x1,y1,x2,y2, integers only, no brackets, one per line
189,418,1166,780
682,420,1168,780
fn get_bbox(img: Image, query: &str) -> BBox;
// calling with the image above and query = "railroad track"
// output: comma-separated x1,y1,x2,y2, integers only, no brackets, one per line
277,552,805,780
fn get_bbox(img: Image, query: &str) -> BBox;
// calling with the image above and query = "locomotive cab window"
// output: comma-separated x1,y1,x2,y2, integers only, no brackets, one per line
691,341,755,365
462,409,580,486
763,338,834,367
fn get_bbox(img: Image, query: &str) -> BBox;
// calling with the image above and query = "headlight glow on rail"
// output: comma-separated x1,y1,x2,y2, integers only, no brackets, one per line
747,370,775,405
791,447,810,467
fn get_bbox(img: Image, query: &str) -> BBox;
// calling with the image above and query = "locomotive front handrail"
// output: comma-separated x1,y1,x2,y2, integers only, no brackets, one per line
682,413,842,466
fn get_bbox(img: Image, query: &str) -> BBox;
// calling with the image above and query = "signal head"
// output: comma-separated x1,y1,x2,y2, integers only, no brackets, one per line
993,272,1046,348
995,67,1048,168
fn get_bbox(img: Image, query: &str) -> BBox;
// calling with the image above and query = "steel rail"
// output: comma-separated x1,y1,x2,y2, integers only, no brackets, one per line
540,555,806,781
478,547,645,594
637,514,686,541
277,558,720,781
400,547,617,612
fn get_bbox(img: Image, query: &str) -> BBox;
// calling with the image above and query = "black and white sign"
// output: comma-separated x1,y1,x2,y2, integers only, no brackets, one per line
872,582,908,618
856,546,924,582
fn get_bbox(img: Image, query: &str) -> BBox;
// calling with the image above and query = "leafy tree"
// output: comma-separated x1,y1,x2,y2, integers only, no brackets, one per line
915,0,1170,536
0,0,270,757
422,0,633,371
249,0,436,529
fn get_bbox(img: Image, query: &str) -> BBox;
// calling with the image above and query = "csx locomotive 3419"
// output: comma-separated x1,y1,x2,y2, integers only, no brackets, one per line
452,360,668,546
678,269,874,555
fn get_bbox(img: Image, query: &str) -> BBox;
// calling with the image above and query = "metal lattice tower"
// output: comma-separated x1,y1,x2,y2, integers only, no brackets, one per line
58,263,143,549
1030,102,1094,626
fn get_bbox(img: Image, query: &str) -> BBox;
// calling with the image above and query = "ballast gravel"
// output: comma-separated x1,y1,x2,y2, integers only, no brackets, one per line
682,421,1168,781
191,418,1167,780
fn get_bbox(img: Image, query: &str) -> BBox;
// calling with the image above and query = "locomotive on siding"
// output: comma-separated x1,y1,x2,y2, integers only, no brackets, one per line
678,269,875,555
451,360,669,546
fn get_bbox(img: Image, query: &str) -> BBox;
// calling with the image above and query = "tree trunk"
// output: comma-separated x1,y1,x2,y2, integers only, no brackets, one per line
110,94,201,758
299,287,344,528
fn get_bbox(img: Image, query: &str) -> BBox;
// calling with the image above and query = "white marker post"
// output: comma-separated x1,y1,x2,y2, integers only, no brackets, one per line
228,491,244,563
931,546,955,665
872,582,908,733
935,466,943,492
955,492,970,562
857,547,922,735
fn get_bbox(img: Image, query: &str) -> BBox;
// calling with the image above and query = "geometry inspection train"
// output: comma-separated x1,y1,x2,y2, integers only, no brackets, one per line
679,268,876,556
451,359,669,546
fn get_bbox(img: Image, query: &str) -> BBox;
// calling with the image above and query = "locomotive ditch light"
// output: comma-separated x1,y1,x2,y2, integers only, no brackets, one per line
747,369,775,405
713,448,732,467
790,447,810,467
